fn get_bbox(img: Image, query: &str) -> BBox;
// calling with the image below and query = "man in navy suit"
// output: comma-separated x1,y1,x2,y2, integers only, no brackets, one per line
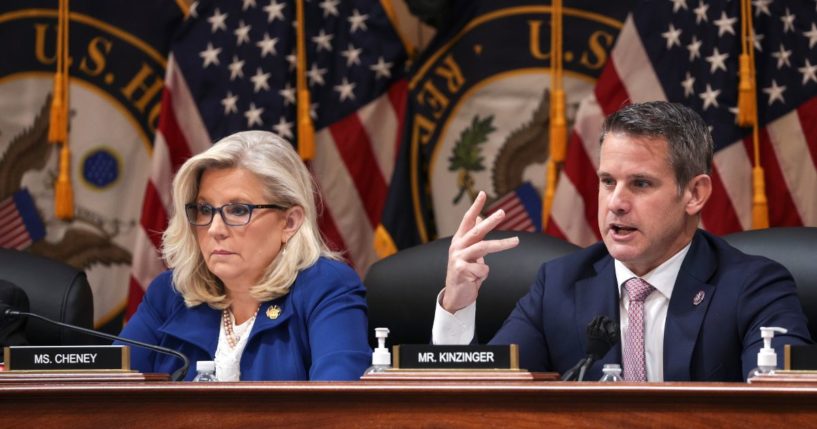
433,101,811,381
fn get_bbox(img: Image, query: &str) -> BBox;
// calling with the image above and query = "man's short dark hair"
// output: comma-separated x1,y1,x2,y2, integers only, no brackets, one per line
599,101,714,191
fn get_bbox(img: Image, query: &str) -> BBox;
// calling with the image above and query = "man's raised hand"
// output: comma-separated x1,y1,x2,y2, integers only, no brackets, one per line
441,191,520,313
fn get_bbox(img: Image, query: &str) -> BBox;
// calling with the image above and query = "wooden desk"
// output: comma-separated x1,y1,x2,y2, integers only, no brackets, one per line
1,381,815,428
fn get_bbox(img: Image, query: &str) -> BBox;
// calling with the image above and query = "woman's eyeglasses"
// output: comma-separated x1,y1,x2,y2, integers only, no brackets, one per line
184,203,286,226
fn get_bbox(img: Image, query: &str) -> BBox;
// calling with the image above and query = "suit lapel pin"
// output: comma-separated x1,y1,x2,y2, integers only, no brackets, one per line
693,290,705,306
266,305,282,320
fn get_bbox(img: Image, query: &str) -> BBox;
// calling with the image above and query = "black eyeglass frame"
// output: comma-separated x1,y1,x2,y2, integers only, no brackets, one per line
184,202,287,227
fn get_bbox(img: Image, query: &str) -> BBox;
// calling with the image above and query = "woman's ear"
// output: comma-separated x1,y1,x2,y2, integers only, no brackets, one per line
281,206,305,242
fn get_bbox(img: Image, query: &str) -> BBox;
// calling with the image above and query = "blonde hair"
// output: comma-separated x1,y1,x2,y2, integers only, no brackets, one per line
162,130,339,308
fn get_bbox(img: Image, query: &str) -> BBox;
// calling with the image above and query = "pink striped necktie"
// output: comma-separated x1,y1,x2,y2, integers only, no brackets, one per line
623,277,655,381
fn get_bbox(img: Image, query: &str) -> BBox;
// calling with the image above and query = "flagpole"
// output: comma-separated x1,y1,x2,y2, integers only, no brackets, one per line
295,0,315,161
543,0,566,231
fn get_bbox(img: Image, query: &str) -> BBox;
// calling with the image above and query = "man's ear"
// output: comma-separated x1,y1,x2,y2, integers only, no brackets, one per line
684,174,712,216
282,206,305,243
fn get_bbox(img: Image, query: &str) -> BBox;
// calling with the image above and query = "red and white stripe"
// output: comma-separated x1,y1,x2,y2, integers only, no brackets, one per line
486,192,535,232
0,197,32,250
314,80,407,272
127,56,407,316
547,16,817,246
128,56,209,315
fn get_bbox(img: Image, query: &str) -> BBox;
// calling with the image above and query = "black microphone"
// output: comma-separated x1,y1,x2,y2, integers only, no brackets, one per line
561,315,619,381
0,303,190,381
576,315,618,381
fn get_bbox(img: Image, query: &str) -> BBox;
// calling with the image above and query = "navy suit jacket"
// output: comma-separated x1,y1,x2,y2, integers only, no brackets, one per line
489,230,811,381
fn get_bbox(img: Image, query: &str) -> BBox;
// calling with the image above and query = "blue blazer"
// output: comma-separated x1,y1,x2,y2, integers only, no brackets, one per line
118,258,371,381
490,230,811,381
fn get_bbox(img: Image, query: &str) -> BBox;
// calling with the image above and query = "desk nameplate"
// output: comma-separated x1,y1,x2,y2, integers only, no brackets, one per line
394,344,518,370
3,345,130,371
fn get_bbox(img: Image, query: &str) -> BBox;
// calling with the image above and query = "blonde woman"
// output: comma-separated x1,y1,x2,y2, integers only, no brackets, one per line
119,131,370,381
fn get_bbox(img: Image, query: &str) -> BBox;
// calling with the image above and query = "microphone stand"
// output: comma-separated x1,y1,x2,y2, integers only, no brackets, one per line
5,309,190,381
562,315,619,381
560,356,588,381
577,358,595,382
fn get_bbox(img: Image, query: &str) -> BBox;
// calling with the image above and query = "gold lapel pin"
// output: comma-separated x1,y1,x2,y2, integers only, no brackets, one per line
266,305,282,320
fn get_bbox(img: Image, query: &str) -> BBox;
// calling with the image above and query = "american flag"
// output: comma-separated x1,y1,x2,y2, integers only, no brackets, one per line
548,0,817,245
0,189,45,250
128,0,407,315
485,182,541,233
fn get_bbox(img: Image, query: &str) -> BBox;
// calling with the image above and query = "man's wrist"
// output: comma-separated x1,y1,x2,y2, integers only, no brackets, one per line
440,286,469,314
440,288,455,313
433,289,477,345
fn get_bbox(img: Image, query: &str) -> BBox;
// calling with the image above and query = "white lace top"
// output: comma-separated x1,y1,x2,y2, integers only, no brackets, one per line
214,311,257,381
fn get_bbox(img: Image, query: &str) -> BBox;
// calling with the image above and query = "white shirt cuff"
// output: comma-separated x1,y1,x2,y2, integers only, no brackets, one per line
431,289,476,344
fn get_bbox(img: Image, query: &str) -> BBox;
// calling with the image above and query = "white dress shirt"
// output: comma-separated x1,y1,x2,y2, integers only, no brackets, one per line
214,312,257,381
432,243,691,382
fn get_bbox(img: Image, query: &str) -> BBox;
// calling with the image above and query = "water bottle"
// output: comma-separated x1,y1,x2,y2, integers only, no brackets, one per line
599,363,623,382
192,360,217,382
